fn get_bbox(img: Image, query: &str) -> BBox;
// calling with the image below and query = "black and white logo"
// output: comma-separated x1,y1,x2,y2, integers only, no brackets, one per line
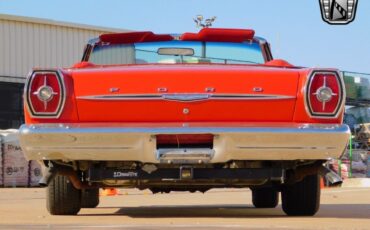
319,0,358,24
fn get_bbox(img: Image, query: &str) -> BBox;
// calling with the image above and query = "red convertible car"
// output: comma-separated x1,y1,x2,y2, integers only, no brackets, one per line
19,28,350,216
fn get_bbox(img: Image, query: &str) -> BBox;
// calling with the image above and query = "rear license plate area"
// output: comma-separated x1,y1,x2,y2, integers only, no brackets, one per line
156,134,214,163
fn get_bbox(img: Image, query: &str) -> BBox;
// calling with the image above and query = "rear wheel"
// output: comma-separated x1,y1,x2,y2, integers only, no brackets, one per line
81,188,100,208
252,187,279,208
46,175,81,215
281,174,320,216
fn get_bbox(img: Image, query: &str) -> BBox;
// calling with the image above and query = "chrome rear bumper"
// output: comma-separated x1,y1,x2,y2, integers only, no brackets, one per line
19,123,350,162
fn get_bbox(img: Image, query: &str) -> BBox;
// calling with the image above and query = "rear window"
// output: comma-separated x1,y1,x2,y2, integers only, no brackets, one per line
89,40,265,65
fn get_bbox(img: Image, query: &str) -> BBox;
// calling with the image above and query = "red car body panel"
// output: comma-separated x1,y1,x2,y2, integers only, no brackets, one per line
72,65,298,122
24,65,343,124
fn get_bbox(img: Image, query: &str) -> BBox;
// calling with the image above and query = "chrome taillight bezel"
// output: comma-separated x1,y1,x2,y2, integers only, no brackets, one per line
25,70,66,118
305,70,345,119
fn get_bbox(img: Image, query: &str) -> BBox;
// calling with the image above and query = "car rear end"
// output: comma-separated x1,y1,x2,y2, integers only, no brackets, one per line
18,29,350,216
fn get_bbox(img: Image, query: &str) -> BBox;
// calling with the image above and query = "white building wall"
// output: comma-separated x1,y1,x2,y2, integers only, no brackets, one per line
0,14,126,83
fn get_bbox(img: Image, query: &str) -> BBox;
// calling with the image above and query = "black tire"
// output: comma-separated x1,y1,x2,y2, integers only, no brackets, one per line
46,175,81,215
252,187,279,208
282,174,320,216
81,188,100,208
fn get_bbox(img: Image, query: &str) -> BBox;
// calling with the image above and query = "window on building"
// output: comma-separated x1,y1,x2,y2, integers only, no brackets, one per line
0,82,24,129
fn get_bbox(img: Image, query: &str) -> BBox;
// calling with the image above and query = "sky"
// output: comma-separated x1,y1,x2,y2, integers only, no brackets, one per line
0,0,369,73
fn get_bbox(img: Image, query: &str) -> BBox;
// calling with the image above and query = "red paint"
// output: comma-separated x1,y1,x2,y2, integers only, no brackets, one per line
265,59,293,68
72,62,96,69
72,65,298,122
156,134,214,145
99,28,255,45
99,31,173,44
181,28,255,42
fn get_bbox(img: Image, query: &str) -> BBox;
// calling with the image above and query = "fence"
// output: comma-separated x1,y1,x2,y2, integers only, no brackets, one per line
342,71,370,107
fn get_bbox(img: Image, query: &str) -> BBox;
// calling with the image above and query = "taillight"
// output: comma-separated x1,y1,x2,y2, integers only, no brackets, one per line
25,70,66,118
306,71,344,118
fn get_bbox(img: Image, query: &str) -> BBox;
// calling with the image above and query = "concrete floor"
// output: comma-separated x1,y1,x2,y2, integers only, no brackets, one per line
0,187,369,229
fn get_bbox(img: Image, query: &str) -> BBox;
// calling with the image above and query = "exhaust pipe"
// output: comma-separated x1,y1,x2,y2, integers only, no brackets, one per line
286,162,342,186
39,165,57,187
319,166,343,186
59,168,94,190
38,163,95,189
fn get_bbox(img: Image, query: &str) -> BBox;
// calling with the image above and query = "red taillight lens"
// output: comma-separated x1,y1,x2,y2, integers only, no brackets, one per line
26,70,65,118
306,71,344,117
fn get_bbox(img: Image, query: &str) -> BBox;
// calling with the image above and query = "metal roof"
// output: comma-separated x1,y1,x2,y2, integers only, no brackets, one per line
0,14,130,82
0,13,127,33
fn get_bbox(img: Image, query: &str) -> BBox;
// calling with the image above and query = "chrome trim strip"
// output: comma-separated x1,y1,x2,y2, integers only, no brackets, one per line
33,146,132,150
77,94,161,100
210,94,295,100
76,93,296,102
237,146,336,150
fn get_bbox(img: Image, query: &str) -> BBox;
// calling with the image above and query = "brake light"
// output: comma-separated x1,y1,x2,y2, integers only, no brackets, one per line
306,71,344,118
26,70,66,118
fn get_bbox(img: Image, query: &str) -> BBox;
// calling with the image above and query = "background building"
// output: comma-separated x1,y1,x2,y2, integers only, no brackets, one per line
0,14,126,129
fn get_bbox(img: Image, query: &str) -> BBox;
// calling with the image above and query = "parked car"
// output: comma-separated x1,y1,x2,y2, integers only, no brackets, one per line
19,28,350,216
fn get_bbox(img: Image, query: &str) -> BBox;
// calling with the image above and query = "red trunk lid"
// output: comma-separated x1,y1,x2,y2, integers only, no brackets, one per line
71,64,300,122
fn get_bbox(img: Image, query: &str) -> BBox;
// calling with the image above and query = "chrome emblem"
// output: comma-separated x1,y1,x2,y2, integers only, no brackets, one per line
163,94,210,102
205,87,215,93
319,0,358,25
109,87,120,93
157,87,168,92
253,87,264,92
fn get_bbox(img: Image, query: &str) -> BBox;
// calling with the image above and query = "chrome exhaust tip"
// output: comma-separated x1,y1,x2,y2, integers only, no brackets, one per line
319,166,343,186
39,166,57,187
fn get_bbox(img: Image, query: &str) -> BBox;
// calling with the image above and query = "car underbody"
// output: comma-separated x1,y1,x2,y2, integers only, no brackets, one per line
40,159,339,193
22,122,348,194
